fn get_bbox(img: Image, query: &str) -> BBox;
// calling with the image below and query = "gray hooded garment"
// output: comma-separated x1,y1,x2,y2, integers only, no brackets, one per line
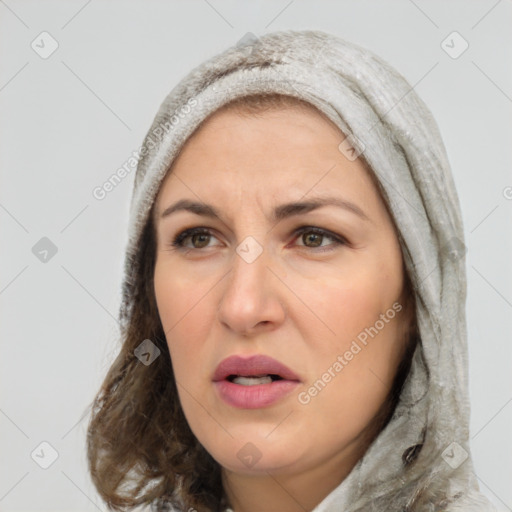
120,30,496,511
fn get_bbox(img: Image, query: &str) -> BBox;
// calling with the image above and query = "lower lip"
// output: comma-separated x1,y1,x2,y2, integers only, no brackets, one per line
214,380,300,409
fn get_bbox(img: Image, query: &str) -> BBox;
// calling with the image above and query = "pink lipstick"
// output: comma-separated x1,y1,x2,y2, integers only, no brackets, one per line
212,354,301,409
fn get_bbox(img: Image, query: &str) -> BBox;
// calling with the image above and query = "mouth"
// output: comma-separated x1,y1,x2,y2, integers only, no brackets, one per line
212,354,301,409
212,354,301,384
226,374,284,385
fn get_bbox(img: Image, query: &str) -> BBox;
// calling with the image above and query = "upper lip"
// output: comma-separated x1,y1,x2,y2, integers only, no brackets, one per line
212,354,301,382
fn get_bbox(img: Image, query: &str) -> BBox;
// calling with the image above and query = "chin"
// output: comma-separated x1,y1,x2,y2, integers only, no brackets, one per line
206,436,308,476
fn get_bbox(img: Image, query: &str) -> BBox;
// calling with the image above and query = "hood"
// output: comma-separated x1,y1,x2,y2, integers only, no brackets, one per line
120,30,495,512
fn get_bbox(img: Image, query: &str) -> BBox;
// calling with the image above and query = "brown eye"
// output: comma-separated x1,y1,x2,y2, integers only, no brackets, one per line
302,232,324,247
171,228,218,249
189,233,211,248
170,226,346,253
295,227,345,251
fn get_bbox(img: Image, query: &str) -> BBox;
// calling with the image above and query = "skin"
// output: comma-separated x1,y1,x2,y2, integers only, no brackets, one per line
153,104,411,512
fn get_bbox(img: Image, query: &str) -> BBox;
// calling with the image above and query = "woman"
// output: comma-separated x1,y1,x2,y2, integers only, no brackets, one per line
86,30,496,511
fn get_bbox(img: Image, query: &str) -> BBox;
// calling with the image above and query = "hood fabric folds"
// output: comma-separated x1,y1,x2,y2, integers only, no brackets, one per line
120,30,495,511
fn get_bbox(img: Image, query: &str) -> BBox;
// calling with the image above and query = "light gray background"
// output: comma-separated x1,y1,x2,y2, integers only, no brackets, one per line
1,1,511,511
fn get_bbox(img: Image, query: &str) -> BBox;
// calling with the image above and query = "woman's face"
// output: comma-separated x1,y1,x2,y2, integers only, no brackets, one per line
153,104,409,485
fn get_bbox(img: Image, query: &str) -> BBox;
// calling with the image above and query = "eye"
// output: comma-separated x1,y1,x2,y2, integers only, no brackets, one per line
170,227,219,250
293,226,346,251
168,226,347,252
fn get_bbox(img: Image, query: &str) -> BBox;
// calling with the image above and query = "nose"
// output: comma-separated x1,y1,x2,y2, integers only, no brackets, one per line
217,248,286,336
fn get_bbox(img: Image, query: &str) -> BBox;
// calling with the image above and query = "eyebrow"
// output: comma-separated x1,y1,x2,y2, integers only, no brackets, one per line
159,196,370,224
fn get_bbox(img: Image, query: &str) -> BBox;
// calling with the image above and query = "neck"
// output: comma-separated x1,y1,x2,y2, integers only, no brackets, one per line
221,442,364,512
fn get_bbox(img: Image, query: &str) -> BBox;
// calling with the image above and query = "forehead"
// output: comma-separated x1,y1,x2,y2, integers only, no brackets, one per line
191,101,343,147
160,105,359,179
153,104,386,222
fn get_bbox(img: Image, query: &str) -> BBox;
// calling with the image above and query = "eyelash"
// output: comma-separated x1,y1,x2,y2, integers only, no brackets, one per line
169,226,347,253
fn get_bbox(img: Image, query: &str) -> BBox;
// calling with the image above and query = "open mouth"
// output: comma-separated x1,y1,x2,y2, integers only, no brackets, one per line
212,354,301,387
213,356,301,408
227,374,284,385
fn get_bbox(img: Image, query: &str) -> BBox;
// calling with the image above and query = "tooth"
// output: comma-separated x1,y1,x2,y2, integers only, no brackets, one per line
232,376,273,386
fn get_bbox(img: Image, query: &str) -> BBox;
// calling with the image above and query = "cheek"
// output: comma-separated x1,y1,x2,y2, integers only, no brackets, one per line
340,260,405,364
300,261,401,352
153,261,214,379
296,255,405,423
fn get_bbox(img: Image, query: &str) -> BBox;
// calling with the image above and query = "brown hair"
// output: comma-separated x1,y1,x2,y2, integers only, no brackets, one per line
86,94,419,512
